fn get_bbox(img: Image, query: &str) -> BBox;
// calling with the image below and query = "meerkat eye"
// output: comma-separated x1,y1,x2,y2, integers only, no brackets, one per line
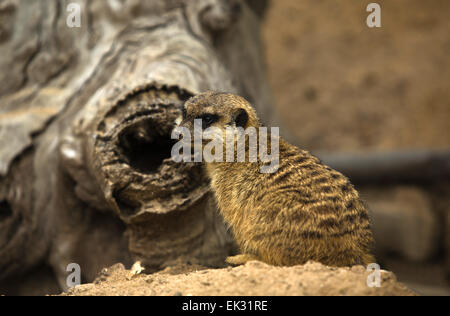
200,114,219,129
233,108,248,128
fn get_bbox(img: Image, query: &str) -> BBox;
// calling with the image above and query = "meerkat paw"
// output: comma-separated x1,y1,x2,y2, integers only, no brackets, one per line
226,254,259,266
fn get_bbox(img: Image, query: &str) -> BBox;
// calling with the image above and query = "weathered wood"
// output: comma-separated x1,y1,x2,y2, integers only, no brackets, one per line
0,0,273,291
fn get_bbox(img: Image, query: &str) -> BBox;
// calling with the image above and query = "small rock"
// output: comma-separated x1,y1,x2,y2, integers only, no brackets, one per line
108,263,126,272
351,265,365,274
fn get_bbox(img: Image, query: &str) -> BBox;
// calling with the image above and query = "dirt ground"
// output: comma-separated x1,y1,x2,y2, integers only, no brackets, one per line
61,261,415,296
263,0,450,152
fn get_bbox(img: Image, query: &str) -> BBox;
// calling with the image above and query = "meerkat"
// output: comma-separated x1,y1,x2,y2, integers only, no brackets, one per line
176,91,375,267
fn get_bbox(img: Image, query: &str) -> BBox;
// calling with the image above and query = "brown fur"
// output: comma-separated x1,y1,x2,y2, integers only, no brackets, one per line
179,91,375,267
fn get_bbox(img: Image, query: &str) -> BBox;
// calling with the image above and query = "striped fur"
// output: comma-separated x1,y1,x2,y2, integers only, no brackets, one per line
181,92,375,267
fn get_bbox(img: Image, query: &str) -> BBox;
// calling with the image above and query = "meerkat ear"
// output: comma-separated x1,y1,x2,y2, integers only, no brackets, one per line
233,108,248,128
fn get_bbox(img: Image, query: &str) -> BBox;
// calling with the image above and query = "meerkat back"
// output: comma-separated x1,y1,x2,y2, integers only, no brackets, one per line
232,139,374,267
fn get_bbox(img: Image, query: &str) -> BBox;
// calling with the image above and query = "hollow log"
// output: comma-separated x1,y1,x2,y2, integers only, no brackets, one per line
0,0,275,291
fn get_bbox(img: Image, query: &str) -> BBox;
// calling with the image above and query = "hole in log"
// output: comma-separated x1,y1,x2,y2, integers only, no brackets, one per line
112,189,140,217
0,200,13,221
118,119,177,174
93,86,208,219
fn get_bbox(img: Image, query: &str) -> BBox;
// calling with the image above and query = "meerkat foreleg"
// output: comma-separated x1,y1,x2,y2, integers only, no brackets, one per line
226,254,259,266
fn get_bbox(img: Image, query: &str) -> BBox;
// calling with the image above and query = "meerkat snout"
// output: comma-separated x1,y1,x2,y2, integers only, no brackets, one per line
177,91,375,267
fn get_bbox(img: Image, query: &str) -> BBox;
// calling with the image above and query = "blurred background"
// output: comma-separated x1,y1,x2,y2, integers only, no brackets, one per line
262,0,450,295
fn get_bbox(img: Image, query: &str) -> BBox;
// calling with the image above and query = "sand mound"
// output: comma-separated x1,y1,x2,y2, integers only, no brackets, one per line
61,261,416,296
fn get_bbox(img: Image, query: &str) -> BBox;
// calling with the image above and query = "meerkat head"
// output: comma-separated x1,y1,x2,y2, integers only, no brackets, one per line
174,92,278,171
176,91,260,133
